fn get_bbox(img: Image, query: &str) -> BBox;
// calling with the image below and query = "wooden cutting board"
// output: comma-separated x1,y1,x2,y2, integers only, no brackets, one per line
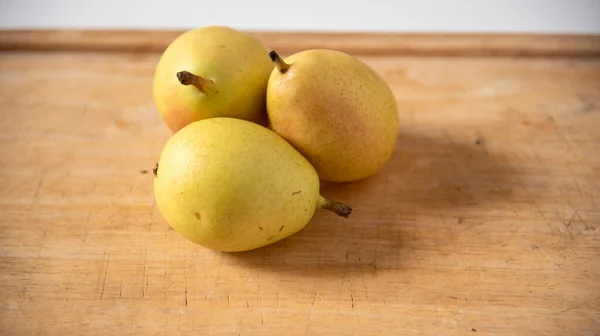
0,30,599,336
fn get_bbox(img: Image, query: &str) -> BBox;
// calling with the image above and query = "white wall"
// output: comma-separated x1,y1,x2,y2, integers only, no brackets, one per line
1,0,599,34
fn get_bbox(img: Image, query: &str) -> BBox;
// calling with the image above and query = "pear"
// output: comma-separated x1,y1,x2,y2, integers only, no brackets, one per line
153,26,273,133
266,49,399,182
153,117,352,252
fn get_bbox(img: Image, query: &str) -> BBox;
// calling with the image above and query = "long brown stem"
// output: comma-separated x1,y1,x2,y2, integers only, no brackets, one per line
320,197,353,218
268,50,290,74
176,71,217,94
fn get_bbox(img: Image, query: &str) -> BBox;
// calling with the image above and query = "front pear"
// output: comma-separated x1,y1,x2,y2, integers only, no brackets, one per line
153,118,351,252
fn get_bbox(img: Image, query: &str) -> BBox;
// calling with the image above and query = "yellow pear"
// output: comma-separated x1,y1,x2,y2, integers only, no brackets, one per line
153,117,352,252
153,26,273,132
266,49,399,182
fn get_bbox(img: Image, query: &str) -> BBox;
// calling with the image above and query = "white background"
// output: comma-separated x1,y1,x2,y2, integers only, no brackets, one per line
0,0,599,34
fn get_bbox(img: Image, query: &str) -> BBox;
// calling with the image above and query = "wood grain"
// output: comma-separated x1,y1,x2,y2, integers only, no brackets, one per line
1,29,600,57
0,38,599,335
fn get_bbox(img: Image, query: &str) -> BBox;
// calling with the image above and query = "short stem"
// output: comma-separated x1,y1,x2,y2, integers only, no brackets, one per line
268,50,290,74
176,71,217,94
320,197,353,218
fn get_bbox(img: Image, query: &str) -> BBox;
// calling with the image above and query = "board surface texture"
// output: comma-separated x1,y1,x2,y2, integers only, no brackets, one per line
0,31,599,335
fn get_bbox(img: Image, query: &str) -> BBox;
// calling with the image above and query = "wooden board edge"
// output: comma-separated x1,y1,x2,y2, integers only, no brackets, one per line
1,29,599,57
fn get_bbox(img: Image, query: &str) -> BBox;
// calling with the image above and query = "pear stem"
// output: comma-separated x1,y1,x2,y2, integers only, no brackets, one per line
321,198,353,218
176,71,217,94
268,50,290,74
